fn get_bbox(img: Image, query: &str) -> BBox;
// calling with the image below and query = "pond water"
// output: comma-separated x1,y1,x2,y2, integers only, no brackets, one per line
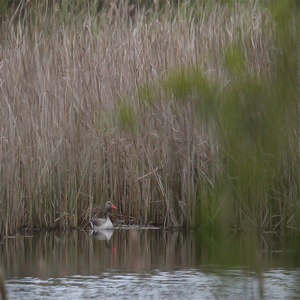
1,228,300,299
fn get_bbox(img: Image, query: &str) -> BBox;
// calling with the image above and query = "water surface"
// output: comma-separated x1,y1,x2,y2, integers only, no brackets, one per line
1,229,300,299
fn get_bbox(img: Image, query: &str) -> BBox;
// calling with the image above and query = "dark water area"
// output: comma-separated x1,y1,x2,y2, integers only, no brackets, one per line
1,228,300,299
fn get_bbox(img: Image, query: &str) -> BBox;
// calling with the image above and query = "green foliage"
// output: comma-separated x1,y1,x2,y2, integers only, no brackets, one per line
138,83,156,106
164,69,213,105
141,0,300,231
225,44,246,73
93,111,110,134
117,99,136,133
0,0,9,16
209,1,299,231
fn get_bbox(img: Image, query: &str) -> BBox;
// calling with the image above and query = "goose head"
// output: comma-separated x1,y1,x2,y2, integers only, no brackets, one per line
104,201,117,217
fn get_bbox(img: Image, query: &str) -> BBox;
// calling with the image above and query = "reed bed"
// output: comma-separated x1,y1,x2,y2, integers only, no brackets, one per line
0,1,298,235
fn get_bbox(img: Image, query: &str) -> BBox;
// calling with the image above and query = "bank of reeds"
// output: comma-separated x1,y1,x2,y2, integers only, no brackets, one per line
0,1,298,235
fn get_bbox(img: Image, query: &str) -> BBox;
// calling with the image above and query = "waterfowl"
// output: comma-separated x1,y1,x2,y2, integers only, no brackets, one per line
90,201,117,231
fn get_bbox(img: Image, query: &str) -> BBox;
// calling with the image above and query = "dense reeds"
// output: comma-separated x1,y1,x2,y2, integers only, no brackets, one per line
0,1,298,234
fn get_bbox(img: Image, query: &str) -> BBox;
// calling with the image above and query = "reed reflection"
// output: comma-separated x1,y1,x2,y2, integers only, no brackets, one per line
1,230,300,281
0,267,6,300
0,229,197,278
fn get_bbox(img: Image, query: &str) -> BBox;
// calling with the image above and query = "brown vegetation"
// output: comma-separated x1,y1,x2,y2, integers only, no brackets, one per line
0,1,293,234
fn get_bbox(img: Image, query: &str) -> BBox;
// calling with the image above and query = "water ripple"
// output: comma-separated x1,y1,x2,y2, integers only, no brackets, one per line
6,268,300,300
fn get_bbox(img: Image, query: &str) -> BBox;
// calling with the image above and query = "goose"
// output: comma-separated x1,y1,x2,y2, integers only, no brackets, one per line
90,201,116,231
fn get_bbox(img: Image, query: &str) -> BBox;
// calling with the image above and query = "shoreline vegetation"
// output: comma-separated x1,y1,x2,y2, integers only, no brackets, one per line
0,1,299,235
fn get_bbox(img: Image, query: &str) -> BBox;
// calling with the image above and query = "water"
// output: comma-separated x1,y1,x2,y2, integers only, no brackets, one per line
1,228,300,299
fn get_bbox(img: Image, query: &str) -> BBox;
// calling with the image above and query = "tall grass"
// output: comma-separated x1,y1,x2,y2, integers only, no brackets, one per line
0,1,297,234
153,1,299,232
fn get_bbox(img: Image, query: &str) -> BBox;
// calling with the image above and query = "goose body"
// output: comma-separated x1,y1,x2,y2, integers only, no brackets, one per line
90,216,114,230
90,201,116,231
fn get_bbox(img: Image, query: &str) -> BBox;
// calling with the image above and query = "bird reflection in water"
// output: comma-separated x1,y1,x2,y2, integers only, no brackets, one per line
89,229,115,258
90,230,114,241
